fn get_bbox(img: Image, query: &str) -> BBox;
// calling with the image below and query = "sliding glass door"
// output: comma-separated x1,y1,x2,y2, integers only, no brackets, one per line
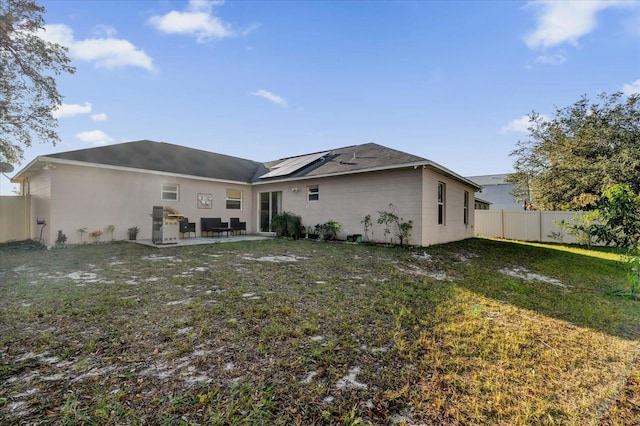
259,191,282,232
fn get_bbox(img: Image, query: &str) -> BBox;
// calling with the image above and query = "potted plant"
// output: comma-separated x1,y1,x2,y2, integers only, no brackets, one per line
305,225,320,240
128,226,140,240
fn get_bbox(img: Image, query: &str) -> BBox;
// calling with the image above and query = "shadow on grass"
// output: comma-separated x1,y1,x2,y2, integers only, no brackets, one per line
441,238,639,341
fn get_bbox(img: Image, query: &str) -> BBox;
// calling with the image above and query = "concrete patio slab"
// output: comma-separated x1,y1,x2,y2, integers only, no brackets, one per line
131,235,272,248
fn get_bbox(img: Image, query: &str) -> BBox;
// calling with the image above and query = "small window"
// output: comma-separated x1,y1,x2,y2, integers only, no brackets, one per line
226,189,242,210
307,185,319,202
463,191,469,225
162,184,179,201
437,182,445,225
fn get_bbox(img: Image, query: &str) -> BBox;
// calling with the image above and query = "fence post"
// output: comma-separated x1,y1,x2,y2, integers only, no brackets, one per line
538,210,542,242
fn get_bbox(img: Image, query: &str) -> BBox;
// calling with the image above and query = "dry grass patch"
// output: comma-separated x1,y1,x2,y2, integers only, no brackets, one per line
0,238,638,425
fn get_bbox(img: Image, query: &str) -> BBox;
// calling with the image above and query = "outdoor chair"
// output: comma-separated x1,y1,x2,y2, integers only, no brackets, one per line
201,218,231,237
180,218,196,238
230,217,246,235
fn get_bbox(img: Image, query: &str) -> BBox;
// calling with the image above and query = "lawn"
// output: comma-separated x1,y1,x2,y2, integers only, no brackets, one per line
0,238,638,425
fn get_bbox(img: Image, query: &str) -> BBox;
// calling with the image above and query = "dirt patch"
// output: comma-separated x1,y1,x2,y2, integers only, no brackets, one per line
335,366,368,390
242,254,308,263
499,267,569,290
395,264,451,281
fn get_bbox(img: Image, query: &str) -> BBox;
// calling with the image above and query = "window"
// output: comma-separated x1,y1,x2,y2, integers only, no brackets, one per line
307,185,319,202
463,191,469,225
226,189,242,210
437,182,445,225
161,184,179,201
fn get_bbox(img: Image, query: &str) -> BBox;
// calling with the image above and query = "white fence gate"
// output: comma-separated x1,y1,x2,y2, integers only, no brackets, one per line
475,210,585,244
0,195,31,243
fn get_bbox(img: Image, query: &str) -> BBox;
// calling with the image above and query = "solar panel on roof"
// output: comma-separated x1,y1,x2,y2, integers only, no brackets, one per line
260,151,330,178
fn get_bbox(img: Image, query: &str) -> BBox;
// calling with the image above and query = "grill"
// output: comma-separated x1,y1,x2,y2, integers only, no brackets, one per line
151,205,183,244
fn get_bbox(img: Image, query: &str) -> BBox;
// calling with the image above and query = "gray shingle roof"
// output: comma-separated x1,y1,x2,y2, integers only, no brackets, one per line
24,140,477,189
261,143,426,179
46,140,268,183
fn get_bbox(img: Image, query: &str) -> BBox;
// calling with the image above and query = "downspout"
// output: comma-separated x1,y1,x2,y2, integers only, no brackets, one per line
24,177,31,240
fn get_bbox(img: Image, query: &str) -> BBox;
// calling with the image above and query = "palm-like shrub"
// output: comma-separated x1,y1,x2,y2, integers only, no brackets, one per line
271,212,303,239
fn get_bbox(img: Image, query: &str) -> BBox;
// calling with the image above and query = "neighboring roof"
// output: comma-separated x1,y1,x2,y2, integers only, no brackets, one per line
14,140,268,183
467,174,512,186
12,140,480,190
474,197,492,205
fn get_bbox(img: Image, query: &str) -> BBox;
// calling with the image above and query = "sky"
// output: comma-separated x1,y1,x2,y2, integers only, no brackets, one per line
2,0,639,195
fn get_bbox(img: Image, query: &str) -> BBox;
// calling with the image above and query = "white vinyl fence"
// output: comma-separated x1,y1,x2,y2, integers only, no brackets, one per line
0,195,31,243
475,210,586,244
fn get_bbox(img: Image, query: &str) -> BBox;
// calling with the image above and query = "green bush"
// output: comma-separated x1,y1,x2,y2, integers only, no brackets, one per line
271,212,303,239
318,220,341,241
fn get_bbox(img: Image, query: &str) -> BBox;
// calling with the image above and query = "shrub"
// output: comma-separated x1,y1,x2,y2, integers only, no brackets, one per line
318,220,341,241
377,204,413,246
55,230,67,246
361,214,373,242
90,230,102,243
271,212,303,239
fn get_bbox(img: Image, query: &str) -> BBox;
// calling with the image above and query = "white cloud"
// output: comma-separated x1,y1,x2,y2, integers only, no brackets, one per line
91,113,108,121
534,52,567,65
93,24,117,38
148,0,256,43
622,79,640,95
251,90,287,108
76,130,114,146
40,24,155,72
499,114,548,134
53,102,92,119
524,0,629,50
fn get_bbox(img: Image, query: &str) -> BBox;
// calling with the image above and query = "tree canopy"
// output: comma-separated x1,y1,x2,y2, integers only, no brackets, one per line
0,0,74,164
507,92,640,211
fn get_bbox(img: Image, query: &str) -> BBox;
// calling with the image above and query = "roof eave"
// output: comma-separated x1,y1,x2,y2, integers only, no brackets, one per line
11,156,254,186
12,155,482,191
10,156,45,183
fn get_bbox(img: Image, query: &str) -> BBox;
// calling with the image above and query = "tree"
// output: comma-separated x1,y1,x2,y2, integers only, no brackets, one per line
0,0,74,164
588,184,640,249
507,92,640,210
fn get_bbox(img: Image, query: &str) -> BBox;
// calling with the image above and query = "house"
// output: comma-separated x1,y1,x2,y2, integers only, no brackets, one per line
474,197,491,210
466,174,522,210
11,140,481,247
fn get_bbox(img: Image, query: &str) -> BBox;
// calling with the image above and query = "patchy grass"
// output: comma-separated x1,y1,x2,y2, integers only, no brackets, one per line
0,238,638,425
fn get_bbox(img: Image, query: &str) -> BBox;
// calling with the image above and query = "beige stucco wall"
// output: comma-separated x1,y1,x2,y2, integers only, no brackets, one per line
23,161,477,248
420,168,475,246
254,168,426,245
32,164,253,246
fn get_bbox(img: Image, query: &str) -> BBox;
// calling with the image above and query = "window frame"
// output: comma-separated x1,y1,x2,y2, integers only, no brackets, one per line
463,190,469,225
226,189,242,210
307,185,319,202
437,181,446,225
161,183,179,201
